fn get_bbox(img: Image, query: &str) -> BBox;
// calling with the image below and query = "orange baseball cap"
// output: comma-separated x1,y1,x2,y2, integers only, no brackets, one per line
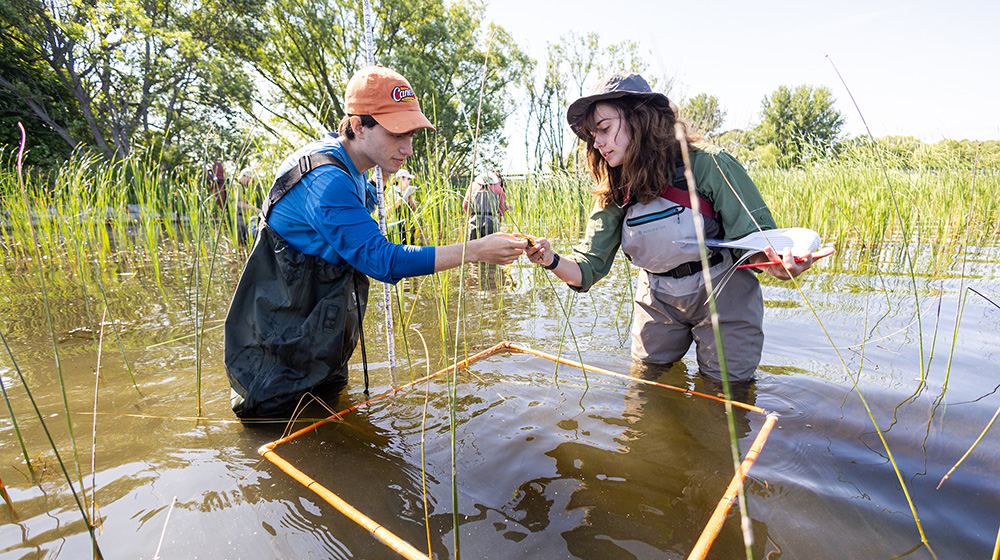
345,65,435,134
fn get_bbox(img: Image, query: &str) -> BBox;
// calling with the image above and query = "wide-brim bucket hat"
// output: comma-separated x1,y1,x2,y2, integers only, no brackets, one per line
566,72,671,140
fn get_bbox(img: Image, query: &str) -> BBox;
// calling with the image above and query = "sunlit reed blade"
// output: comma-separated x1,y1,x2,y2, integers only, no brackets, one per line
90,307,107,525
824,57,938,560
937,400,1000,489
152,496,177,560
15,122,89,516
675,124,752,560
0,328,102,558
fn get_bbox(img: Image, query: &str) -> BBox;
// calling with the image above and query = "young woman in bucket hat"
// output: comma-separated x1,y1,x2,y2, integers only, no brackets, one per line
526,72,817,384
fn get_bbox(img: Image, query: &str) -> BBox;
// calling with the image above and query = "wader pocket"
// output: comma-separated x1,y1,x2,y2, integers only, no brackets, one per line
322,302,342,333
625,205,684,227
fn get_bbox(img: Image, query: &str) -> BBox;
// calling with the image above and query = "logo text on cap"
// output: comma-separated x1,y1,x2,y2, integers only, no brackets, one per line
392,86,416,103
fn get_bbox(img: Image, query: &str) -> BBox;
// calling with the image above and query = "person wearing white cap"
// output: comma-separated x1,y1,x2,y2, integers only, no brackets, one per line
394,168,417,203
224,65,527,417
463,171,508,240
388,168,420,244
526,72,819,386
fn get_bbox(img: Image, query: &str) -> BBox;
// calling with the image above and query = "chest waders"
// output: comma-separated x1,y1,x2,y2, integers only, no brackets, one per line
620,162,726,278
467,188,501,240
224,153,371,418
620,158,765,382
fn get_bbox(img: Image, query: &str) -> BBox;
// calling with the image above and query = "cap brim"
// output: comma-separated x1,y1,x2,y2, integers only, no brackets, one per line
373,110,436,134
566,91,671,140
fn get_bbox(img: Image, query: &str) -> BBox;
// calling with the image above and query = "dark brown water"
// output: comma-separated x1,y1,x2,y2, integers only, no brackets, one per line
1,245,999,559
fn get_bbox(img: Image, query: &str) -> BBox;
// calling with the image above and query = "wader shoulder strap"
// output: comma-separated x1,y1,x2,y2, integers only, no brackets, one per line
261,152,351,220
660,164,718,219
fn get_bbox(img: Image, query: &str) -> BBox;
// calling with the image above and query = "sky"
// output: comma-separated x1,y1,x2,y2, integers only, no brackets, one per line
482,0,999,171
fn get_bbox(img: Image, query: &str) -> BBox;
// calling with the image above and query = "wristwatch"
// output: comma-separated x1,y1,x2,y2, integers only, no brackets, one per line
543,253,560,270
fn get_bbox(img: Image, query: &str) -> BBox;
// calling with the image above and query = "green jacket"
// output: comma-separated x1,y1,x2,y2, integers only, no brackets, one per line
567,145,776,292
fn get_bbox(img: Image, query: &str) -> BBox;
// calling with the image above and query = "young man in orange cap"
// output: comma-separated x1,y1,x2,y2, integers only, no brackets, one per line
224,65,527,417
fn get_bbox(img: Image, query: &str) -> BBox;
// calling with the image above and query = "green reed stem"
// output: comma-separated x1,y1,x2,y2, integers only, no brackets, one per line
941,146,981,394
14,123,88,510
827,58,928,379
90,307,106,525
676,127,752,559
799,239,939,558
826,58,939,558
502,204,589,383
196,201,227,417
937,399,1000,490
0,327,103,558
0,354,32,476
935,288,1000,489
445,31,499,559
83,231,142,395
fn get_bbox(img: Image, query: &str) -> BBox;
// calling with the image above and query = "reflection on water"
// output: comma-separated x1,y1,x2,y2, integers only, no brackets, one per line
0,243,998,559
277,355,768,559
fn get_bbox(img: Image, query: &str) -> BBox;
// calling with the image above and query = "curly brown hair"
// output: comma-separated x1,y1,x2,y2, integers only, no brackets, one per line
578,97,698,207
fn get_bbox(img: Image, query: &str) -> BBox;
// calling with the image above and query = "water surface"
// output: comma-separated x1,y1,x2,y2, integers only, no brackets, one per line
1,243,999,559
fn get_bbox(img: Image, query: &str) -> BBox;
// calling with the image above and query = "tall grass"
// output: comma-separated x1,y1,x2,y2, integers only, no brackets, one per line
1,138,997,558
3,143,994,379
753,142,1000,260
2,144,995,348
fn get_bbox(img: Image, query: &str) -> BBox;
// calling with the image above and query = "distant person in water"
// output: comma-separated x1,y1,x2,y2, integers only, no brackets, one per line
206,161,228,210
389,168,420,244
224,65,527,418
526,72,820,385
463,171,508,240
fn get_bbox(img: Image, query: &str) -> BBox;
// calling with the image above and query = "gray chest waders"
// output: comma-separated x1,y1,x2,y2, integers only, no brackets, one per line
620,161,725,277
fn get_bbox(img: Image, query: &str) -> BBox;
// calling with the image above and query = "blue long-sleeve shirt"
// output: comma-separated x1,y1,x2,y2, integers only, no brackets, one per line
267,133,435,283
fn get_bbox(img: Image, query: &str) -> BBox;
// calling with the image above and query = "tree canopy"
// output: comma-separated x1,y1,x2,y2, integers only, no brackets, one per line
754,85,845,167
0,0,265,164
1,0,530,174
681,93,726,139
524,32,658,172
250,0,530,175
3,5,993,176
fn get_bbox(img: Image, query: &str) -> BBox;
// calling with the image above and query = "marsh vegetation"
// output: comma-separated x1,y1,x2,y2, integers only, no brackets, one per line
0,143,999,559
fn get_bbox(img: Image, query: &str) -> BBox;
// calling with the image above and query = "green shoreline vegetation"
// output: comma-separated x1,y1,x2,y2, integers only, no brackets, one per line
1,137,996,283
1,134,998,560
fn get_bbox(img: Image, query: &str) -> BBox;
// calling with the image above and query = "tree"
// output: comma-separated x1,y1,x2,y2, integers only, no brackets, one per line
681,93,726,138
524,43,567,172
251,0,530,176
0,6,88,167
0,0,265,162
755,85,845,167
525,32,656,172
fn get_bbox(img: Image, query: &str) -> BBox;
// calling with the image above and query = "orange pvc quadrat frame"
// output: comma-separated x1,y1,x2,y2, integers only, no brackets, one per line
258,341,780,560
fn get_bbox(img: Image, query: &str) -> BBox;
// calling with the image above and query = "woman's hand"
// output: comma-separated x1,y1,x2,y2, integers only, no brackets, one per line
469,233,528,265
520,233,584,287
524,235,555,267
751,247,814,280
